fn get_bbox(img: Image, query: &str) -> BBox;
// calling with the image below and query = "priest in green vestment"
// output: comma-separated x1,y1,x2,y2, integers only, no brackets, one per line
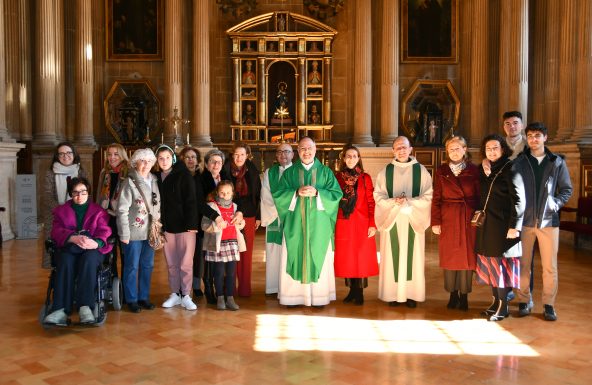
374,136,433,308
260,143,294,295
272,137,342,306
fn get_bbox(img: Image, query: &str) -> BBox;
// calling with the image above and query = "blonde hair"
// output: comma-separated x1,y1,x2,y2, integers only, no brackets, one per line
445,136,470,161
103,143,129,176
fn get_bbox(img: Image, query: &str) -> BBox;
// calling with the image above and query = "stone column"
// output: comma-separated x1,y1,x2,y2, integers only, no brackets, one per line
555,0,578,141
192,0,212,146
258,58,267,125
379,0,398,146
74,0,95,146
164,0,183,144
18,0,33,141
529,0,548,124
470,0,489,143
543,0,561,138
572,0,592,142
34,0,65,144
498,0,528,120
352,0,374,146
0,0,9,141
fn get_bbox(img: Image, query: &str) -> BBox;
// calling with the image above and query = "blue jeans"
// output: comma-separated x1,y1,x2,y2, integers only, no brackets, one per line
122,240,154,303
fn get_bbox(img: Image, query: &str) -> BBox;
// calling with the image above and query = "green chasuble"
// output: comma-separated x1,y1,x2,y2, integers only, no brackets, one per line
272,159,342,283
266,164,283,245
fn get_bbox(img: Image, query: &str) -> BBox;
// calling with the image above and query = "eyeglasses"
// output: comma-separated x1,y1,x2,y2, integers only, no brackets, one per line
208,159,223,165
276,150,293,155
58,151,73,158
71,190,88,197
185,155,198,160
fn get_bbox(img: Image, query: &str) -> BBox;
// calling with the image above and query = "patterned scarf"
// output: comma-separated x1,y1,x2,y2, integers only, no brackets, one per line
339,166,361,218
99,164,123,205
231,162,249,197
448,161,466,177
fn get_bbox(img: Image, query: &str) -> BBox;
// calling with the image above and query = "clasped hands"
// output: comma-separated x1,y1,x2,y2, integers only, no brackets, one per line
298,185,318,197
69,234,99,250
215,211,245,230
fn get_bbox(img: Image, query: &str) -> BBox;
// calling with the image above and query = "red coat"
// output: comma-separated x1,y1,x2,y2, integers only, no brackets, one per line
334,172,379,278
431,162,480,270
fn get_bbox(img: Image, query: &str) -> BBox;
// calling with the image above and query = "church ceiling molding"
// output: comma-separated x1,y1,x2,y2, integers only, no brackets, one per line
217,0,258,19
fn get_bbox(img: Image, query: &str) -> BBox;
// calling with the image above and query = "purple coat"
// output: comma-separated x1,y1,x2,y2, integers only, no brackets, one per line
51,201,113,254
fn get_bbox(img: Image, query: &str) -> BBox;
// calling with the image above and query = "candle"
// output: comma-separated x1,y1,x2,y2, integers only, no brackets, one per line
186,133,190,145
161,132,164,144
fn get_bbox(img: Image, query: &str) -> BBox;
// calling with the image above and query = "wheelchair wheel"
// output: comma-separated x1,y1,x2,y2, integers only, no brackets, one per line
93,300,107,326
111,276,123,311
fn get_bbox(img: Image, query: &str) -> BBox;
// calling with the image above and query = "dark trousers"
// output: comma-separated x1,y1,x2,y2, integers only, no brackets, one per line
214,261,237,297
52,244,103,314
192,233,205,288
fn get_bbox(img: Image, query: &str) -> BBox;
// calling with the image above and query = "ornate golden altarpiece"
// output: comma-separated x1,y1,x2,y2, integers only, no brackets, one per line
227,12,337,143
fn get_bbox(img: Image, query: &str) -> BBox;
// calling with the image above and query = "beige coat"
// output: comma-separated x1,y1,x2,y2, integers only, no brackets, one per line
201,202,246,253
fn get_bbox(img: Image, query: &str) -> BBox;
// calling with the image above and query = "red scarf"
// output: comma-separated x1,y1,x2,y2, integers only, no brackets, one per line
231,162,249,197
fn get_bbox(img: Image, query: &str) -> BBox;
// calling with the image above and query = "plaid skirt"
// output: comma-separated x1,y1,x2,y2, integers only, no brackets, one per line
205,239,241,263
476,254,520,289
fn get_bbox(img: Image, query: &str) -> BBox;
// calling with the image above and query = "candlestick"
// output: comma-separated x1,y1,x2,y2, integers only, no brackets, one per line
186,132,190,145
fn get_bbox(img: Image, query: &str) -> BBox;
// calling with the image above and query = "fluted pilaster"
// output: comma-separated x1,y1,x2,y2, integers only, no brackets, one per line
164,0,183,143
232,58,240,125
543,0,560,138
352,0,373,146
298,58,306,125
379,0,398,146
34,0,65,143
18,0,33,141
530,0,547,124
323,58,331,125
0,0,8,140
469,0,489,144
555,0,578,141
572,0,592,142
192,0,212,146
74,0,95,146
498,0,528,120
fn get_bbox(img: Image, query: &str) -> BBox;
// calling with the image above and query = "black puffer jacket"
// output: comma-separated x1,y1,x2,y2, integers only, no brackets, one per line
155,161,199,233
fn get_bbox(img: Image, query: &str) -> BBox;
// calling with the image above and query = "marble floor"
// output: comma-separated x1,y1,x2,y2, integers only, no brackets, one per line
0,232,591,385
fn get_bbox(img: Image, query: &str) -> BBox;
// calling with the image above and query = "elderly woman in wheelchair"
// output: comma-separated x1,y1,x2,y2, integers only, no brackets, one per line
43,177,113,325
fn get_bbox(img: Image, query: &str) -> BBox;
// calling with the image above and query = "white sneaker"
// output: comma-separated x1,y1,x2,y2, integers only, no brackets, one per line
44,308,67,325
181,295,197,311
79,305,95,324
162,293,182,308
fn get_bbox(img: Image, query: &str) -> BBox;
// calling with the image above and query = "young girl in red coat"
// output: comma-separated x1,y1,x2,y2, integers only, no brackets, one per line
201,181,246,311
334,145,379,305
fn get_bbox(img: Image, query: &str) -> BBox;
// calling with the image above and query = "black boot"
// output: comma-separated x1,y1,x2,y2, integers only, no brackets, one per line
447,291,460,309
458,293,468,311
343,284,355,303
203,262,216,305
353,286,364,306
481,287,498,316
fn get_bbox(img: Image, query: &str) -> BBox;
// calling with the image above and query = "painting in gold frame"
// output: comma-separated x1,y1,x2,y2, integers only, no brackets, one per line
401,0,458,64
106,0,164,61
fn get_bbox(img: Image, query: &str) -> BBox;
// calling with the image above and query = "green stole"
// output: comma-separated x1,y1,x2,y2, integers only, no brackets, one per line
386,162,421,282
266,165,283,245
298,167,317,283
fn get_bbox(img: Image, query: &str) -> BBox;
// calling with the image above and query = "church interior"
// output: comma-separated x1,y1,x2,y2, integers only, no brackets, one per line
1,1,592,384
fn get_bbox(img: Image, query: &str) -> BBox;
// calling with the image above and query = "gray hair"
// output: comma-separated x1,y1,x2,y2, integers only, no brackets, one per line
204,149,225,164
130,148,157,168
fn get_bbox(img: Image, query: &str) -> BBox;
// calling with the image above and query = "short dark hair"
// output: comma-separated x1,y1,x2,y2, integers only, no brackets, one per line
502,111,523,121
480,133,513,159
67,177,91,197
525,122,548,136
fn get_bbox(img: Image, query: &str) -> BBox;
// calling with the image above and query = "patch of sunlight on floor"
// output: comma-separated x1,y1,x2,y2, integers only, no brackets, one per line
254,314,539,356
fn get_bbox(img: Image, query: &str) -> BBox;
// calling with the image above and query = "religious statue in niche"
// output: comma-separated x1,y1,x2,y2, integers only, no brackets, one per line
308,103,321,125
308,41,322,52
286,41,297,52
308,60,322,84
242,60,256,84
277,14,286,32
242,40,256,52
272,82,293,124
242,103,256,125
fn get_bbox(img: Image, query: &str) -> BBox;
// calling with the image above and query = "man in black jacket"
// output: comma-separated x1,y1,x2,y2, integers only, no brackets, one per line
513,122,573,321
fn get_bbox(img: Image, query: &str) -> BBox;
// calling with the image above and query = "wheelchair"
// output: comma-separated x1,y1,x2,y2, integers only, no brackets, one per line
39,236,123,327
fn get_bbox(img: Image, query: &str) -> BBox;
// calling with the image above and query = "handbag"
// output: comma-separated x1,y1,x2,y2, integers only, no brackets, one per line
130,178,166,250
471,161,510,227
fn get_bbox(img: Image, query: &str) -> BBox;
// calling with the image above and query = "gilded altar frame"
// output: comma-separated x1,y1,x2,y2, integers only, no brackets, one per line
227,12,337,143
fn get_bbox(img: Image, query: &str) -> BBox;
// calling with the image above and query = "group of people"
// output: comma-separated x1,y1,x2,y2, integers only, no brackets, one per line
41,109,573,325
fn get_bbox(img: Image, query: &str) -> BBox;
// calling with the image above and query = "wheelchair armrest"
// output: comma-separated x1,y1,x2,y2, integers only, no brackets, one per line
107,236,117,245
